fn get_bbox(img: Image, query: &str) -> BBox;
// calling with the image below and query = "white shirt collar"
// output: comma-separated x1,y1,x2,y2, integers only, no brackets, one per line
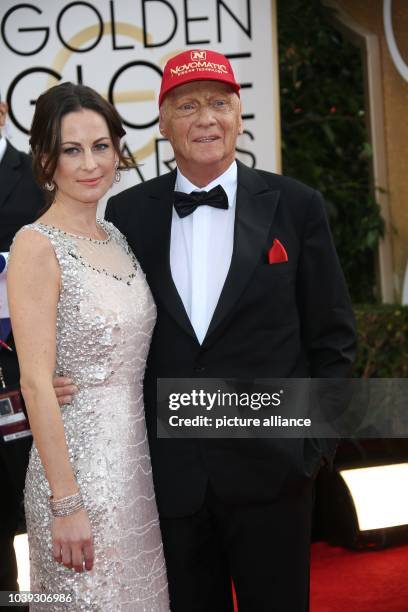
175,161,238,209
0,136,7,164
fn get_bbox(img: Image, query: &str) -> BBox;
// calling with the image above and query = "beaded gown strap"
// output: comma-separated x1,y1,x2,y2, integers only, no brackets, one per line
12,223,77,290
13,223,73,256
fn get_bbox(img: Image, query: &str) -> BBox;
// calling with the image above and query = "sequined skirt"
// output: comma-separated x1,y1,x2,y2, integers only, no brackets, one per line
24,384,169,611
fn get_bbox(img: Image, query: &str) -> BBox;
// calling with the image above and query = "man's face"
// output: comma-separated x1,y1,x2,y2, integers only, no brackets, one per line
159,81,242,182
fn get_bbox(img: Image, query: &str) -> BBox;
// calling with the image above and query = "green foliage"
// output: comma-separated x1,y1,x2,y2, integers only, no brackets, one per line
277,0,384,303
353,305,408,377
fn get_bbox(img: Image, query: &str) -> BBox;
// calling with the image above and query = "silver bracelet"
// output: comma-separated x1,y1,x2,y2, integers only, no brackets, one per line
49,490,84,517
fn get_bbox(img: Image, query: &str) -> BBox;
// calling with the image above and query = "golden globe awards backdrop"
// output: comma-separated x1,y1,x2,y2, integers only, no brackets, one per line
0,0,280,195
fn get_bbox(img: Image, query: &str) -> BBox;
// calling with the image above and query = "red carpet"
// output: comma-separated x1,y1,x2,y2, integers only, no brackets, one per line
310,542,408,612
232,542,408,611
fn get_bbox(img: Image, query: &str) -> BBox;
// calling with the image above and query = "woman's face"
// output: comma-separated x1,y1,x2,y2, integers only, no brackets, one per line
52,108,118,206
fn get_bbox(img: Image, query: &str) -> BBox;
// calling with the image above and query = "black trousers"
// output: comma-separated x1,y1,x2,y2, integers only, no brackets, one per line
160,482,314,612
0,458,19,592
0,437,31,584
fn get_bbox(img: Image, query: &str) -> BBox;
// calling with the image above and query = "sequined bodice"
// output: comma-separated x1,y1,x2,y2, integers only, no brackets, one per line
22,220,156,389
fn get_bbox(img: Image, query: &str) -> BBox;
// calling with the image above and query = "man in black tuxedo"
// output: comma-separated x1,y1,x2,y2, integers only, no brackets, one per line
104,49,354,610
0,100,44,597
0,105,45,254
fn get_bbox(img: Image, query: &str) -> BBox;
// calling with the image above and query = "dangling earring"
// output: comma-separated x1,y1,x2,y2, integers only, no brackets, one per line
114,161,121,183
44,180,55,191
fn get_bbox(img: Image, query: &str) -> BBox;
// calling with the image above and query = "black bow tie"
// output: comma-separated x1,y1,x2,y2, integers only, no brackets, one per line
174,185,229,218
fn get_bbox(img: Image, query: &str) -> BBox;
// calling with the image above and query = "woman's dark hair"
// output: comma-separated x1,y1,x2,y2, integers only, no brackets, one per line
30,82,130,208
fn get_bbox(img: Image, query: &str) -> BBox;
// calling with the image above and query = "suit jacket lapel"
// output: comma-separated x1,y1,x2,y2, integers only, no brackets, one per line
203,161,281,344
0,142,21,210
142,169,197,340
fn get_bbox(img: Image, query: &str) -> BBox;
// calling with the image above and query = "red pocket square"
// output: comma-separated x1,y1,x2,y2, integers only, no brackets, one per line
268,239,288,264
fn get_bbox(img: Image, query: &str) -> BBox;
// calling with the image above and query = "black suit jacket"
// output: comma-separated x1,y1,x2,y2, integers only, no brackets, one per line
0,140,45,385
0,140,44,252
0,140,44,539
106,161,356,517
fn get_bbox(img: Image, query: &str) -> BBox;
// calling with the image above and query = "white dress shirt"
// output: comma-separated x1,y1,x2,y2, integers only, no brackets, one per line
170,161,237,344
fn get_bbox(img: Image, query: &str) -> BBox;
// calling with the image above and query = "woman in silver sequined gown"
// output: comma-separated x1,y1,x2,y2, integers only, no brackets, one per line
7,83,169,611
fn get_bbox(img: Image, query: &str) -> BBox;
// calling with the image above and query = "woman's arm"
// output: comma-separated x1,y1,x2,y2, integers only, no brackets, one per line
7,229,93,572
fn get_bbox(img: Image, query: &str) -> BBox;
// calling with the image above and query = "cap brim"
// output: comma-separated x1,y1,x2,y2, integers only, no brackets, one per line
159,76,240,106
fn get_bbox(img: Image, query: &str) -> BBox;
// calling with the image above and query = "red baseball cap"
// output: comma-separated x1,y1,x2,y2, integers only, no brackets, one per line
159,49,240,106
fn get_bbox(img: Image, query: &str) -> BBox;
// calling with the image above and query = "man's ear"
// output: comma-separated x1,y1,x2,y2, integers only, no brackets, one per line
0,102,8,129
238,99,244,135
159,107,167,137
